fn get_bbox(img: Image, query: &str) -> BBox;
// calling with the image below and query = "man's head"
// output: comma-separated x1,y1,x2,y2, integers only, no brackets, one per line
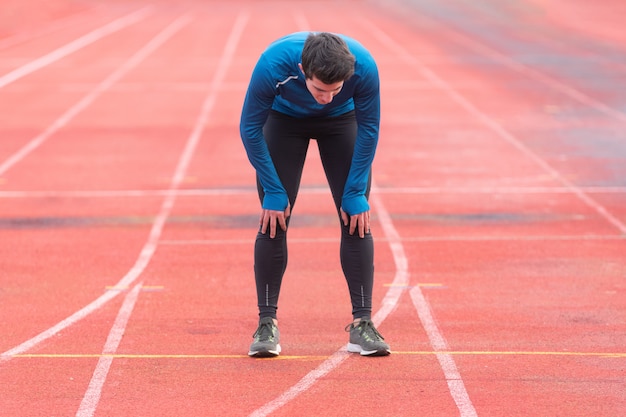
300,32,355,84
299,32,355,105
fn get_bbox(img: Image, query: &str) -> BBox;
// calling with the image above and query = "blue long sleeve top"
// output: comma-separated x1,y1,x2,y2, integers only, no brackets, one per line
240,32,380,215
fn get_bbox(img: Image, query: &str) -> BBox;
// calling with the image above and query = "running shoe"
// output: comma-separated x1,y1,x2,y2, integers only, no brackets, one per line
248,317,281,357
345,319,391,356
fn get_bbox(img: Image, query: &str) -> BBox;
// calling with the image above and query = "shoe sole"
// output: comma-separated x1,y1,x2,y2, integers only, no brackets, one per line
248,344,282,358
347,342,391,356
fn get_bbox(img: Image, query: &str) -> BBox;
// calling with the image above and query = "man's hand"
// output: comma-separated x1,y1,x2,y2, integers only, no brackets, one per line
260,204,291,238
340,208,370,238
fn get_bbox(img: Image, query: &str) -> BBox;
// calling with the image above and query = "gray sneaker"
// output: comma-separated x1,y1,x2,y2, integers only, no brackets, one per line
248,317,281,357
346,319,391,356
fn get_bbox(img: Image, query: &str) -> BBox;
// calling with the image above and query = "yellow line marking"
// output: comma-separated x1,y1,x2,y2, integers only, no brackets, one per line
6,351,624,359
140,286,165,292
8,353,327,361
394,351,626,358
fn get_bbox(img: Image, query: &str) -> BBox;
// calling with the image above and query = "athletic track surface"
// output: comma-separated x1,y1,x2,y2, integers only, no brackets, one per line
0,0,625,416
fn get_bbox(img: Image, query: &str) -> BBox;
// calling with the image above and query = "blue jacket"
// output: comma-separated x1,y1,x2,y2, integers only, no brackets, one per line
240,32,380,215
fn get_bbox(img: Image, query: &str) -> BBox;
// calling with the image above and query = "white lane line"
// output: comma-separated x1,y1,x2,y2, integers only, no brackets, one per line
0,14,194,362
169,11,250,190
0,283,121,362
383,183,477,416
0,6,96,51
158,234,625,246
75,282,143,417
71,14,250,414
1,185,625,199
410,286,478,417
369,186,626,194
363,19,626,235
420,12,626,123
370,190,410,322
248,189,410,417
0,13,190,178
0,6,153,89
247,350,351,417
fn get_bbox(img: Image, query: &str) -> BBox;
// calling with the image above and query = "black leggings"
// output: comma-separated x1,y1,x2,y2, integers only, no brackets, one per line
255,110,374,320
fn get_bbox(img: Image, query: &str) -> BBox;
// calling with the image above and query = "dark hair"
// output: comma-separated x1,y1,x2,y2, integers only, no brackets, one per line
301,32,355,84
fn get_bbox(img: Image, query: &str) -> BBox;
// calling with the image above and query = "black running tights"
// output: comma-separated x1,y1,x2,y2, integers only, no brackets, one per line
254,110,374,321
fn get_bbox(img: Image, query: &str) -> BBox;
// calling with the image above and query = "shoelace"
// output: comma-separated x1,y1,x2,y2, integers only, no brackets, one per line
253,321,276,341
345,320,385,341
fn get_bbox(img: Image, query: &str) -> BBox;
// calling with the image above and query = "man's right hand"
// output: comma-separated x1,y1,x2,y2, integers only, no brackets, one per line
260,204,291,238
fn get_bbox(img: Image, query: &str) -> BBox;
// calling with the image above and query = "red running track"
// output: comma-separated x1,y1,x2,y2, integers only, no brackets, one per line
0,0,625,416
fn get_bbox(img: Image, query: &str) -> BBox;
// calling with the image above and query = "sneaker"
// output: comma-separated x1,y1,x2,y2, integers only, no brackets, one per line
248,317,281,357
345,319,391,356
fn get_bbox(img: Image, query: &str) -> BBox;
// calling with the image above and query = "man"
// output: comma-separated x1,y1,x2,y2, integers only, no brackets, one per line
240,32,390,357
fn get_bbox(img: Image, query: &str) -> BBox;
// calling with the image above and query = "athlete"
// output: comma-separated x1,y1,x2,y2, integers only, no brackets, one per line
240,32,390,357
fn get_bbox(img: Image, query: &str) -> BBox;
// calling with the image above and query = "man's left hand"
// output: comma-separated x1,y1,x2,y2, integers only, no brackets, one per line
340,208,370,238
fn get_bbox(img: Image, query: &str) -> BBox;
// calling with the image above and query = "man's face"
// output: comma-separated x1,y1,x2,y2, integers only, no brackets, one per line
298,64,344,105
304,76,344,105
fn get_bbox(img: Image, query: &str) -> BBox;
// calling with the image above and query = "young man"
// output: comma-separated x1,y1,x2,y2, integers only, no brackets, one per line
240,32,390,357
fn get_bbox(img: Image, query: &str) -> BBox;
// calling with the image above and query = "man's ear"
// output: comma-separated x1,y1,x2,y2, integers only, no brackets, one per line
298,63,306,77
